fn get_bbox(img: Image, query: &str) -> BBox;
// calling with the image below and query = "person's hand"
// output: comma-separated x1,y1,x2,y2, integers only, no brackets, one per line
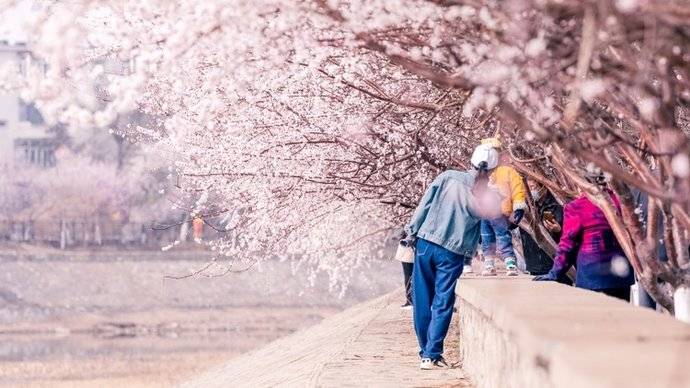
556,273,573,286
400,234,416,248
543,218,561,233
510,209,525,225
533,273,557,282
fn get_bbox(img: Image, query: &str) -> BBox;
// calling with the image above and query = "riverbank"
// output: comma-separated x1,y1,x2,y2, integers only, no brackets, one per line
0,250,399,386
0,242,216,262
1,306,338,387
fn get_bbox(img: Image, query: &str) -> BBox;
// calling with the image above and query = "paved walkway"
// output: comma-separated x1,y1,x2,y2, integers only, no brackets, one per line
182,289,473,387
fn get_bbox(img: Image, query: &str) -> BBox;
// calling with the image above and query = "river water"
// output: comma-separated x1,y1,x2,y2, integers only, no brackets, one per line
0,250,399,387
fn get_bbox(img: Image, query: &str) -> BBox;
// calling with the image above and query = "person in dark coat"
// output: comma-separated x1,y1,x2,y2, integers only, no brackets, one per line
520,180,563,275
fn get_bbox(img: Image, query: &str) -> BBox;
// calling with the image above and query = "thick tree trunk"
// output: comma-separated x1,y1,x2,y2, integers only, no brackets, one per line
94,223,102,246
83,221,90,246
60,220,66,250
179,218,189,242
140,224,147,245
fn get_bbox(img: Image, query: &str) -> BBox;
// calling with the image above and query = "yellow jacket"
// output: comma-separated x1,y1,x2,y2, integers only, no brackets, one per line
489,165,527,216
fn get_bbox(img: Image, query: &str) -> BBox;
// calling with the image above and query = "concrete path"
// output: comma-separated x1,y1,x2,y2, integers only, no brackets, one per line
182,289,473,387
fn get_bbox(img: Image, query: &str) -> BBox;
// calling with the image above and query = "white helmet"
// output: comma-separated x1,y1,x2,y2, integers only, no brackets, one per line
471,143,499,170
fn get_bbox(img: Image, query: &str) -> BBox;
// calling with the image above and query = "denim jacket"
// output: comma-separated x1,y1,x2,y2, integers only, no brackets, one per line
406,170,481,256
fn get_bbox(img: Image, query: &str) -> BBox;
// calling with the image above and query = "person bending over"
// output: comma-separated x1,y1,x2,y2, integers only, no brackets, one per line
533,170,634,301
403,148,497,370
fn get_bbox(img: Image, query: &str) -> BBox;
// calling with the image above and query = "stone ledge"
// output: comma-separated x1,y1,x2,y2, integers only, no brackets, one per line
455,277,690,388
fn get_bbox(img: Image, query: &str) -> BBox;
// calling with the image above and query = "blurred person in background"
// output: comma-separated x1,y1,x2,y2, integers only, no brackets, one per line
192,216,204,243
395,229,415,310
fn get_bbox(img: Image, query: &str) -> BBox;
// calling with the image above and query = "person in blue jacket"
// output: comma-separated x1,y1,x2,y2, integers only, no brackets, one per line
403,144,499,370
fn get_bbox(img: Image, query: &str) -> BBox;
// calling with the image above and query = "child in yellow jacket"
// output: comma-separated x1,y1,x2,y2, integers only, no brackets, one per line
472,139,527,276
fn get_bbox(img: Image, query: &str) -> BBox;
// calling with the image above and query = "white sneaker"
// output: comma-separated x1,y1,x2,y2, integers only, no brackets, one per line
420,357,450,370
463,265,473,274
505,258,519,276
481,265,497,276
400,302,413,310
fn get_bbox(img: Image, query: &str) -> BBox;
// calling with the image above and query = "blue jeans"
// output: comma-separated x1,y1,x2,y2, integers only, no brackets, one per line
480,217,515,260
413,239,465,359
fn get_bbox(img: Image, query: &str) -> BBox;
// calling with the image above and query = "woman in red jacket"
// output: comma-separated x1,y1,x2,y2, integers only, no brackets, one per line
534,171,634,301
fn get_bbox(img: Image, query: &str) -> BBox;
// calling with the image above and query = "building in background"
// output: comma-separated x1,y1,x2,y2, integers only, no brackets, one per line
0,41,186,248
0,40,55,168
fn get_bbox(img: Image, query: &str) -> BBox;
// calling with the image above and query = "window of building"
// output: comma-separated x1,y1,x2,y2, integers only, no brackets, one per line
18,101,44,125
14,138,56,167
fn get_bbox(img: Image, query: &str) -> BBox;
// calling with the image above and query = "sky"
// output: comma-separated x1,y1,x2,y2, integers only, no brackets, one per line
0,1,34,43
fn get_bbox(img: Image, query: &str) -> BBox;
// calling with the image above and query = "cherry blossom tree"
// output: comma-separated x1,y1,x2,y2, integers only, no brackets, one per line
12,0,690,306
0,148,169,247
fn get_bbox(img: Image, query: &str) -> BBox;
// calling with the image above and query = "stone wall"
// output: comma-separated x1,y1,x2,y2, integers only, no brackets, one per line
455,277,690,388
